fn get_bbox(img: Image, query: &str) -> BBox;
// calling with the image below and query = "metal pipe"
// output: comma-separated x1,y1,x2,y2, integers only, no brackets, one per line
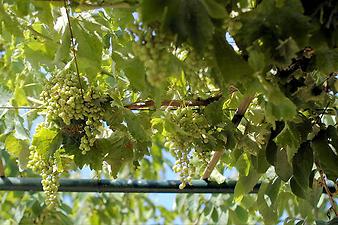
0,178,335,194
0,177,256,193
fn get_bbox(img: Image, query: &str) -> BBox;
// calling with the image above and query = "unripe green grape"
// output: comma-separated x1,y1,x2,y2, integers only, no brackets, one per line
42,72,105,154
27,146,61,207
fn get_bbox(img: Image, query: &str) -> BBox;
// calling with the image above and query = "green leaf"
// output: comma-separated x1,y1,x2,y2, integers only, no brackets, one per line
123,58,147,92
211,207,219,222
0,6,23,37
257,181,279,224
14,84,29,106
327,125,338,150
292,142,313,188
5,133,29,158
290,176,306,198
251,145,270,173
24,39,57,67
174,0,214,53
32,2,54,27
234,166,261,202
96,132,134,177
275,148,292,182
274,120,311,162
32,126,62,157
264,92,297,122
54,25,71,64
200,0,227,19
266,139,278,166
0,85,12,118
313,49,338,75
212,32,253,85
140,0,166,24
233,205,248,224
247,47,266,71
204,98,224,126
311,129,338,179
73,21,103,80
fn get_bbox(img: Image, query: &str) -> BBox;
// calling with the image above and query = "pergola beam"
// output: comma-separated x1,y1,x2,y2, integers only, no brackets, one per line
0,178,335,194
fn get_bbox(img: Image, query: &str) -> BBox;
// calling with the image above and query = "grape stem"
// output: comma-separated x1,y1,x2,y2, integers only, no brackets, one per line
202,95,254,180
63,0,85,100
316,162,338,217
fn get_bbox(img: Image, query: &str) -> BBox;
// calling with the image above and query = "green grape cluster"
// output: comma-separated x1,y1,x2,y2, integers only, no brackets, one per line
79,88,104,154
27,146,60,208
41,72,105,154
165,107,209,188
40,72,84,125
132,29,173,87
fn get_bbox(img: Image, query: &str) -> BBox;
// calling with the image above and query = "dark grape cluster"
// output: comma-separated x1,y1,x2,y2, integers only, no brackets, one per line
41,72,105,154
28,146,60,207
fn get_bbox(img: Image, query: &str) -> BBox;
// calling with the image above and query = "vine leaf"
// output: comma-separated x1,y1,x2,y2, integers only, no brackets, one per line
96,132,134,178
73,21,103,81
312,49,338,74
140,0,166,24
212,32,253,86
0,85,12,118
0,6,23,37
124,110,152,159
251,147,270,173
176,0,214,53
274,148,292,182
257,178,280,224
274,120,312,162
292,142,313,190
204,98,224,126
290,176,306,198
200,0,227,19
234,166,260,202
311,129,338,179
5,133,30,169
264,91,297,122
122,58,147,93
32,126,62,157
54,24,71,64
327,125,338,150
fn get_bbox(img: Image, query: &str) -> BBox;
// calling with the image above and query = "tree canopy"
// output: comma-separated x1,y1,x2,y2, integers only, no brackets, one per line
0,0,337,224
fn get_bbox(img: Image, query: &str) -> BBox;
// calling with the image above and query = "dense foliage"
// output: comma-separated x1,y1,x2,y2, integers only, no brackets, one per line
0,0,337,224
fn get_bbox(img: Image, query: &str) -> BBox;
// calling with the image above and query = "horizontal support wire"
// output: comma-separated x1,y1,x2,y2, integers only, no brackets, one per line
0,178,335,194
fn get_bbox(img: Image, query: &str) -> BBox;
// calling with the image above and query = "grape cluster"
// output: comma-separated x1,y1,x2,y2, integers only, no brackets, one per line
132,29,173,87
40,72,84,125
41,72,105,154
79,88,104,154
165,107,209,188
28,146,60,208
